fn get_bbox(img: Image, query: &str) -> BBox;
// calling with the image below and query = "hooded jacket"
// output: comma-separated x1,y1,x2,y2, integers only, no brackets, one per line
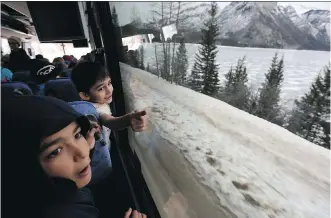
1,94,99,218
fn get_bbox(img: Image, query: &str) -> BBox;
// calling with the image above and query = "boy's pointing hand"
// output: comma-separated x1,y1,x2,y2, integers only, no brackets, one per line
130,110,147,132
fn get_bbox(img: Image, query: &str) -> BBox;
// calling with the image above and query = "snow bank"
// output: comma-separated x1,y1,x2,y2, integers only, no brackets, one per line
120,63,330,218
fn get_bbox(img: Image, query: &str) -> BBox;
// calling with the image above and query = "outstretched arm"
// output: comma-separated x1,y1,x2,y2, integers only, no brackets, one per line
100,110,147,131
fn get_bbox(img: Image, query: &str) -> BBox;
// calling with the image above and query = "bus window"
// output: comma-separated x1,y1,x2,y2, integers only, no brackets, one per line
110,2,330,218
36,43,91,63
22,41,34,58
1,37,11,55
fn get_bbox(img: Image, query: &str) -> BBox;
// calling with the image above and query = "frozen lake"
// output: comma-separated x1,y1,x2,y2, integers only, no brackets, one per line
143,43,330,110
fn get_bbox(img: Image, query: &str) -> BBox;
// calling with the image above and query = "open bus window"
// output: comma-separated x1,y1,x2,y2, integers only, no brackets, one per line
110,2,330,218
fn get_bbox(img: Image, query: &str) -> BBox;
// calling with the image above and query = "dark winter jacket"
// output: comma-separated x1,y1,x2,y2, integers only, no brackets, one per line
42,187,99,218
8,48,31,73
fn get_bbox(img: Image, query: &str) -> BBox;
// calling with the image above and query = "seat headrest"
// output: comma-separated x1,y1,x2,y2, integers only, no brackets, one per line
12,71,31,83
69,101,99,119
1,81,33,95
59,68,72,78
44,78,80,102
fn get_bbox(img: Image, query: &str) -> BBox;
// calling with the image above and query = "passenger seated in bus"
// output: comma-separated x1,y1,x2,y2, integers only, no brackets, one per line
78,54,88,63
63,55,76,67
2,94,147,218
1,55,13,82
71,62,147,132
35,54,44,60
53,57,68,69
57,54,78,78
7,36,31,73
36,54,50,63
71,62,147,178
71,54,78,63
1,68,13,83
69,61,78,69
29,59,62,95
53,62,67,77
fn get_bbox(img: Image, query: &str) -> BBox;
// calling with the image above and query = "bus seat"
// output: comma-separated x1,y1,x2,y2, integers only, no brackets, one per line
12,71,31,83
69,101,100,119
44,78,80,102
1,81,33,95
59,68,73,78
69,101,113,185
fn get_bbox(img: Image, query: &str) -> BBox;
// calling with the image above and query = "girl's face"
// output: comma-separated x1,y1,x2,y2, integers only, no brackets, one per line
39,121,91,188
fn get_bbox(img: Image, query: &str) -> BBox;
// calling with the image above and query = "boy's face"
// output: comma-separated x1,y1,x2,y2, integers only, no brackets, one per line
39,121,92,188
80,76,113,104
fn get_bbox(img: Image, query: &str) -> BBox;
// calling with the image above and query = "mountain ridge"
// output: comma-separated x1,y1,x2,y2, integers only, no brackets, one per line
122,2,330,51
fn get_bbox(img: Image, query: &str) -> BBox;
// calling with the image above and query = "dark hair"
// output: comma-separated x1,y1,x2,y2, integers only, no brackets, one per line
2,95,91,217
71,62,109,93
68,61,77,69
36,54,44,59
53,62,66,72
53,57,64,63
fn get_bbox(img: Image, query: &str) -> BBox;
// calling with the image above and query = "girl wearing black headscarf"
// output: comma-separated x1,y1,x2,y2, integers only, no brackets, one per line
1,94,146,218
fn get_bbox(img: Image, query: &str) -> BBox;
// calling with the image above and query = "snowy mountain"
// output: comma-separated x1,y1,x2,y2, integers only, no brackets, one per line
302,10,330,46
279,6,330,49
131,2,329,50
279,5,319,39
216,2,329,50
279,3,319,14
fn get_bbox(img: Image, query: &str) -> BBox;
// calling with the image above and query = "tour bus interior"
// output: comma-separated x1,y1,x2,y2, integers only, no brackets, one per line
1,2,160,218
2,1,330,218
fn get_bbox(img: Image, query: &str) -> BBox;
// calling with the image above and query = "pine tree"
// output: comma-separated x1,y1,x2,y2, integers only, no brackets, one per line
112,6,119,27
255,53,284,125
189,2,220,96
223,67,234,92
133,50,139,68
219,57,250,111
127,50,139,68
146,63,151,73
173,38,188,86
320,64,330,119
189,62,203,92
287,64,330,149
320,66,330,147
139,46,145,70
247,91,260,114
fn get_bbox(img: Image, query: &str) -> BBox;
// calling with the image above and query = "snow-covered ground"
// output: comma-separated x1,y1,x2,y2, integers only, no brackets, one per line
143,43,330,110
120,63,330,218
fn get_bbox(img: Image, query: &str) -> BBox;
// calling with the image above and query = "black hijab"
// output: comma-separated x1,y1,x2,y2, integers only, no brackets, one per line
2,94,93,217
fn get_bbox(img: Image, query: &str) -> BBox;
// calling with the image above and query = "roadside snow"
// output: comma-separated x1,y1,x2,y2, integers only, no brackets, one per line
120,63,330,218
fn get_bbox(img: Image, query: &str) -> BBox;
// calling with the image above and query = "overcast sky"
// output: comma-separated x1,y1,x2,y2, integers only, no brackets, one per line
109,2,330,26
